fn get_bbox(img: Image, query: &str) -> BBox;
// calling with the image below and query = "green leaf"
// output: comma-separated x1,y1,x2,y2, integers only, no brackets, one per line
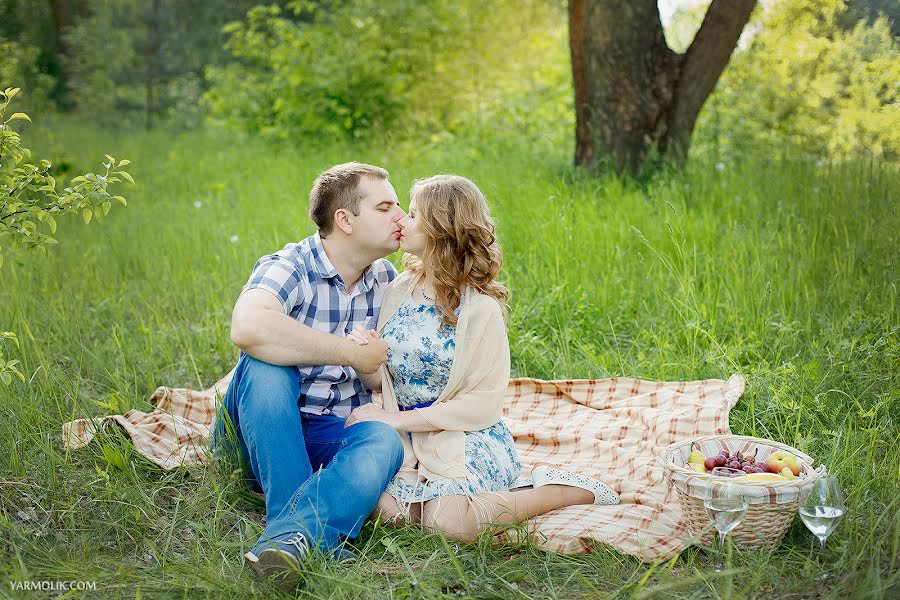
117,159,131,167
0,372,11,385
82,208,92,224
105,154,115,165
118,171,135,184
47,216,56,234
102,201,111,216
8,113,31,122
0,254,3,270
113,196,127,206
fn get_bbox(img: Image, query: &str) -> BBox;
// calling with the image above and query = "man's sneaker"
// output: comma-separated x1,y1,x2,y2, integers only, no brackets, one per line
331,545,357,564
244,532,309,590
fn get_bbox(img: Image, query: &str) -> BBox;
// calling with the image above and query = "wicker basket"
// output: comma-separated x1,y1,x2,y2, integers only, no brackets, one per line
657,434,827,550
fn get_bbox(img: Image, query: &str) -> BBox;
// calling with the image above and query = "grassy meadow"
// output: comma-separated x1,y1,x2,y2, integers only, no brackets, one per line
0,119,897,598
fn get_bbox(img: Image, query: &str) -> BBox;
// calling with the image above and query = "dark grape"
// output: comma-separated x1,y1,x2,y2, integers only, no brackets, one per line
742,466,754,474
729,461,741,469
714,456,726,467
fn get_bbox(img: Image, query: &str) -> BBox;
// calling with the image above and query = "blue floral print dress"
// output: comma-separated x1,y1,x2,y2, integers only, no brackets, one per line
381,295,521,503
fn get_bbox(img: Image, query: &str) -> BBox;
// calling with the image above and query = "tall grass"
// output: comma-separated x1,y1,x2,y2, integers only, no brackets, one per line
0,120,897,598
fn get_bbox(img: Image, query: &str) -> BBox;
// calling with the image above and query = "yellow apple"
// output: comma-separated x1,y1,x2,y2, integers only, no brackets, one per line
766,450,800,476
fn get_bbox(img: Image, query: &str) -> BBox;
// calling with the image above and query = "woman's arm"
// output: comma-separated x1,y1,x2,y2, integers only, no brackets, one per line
357,368,383,393
344,403,441,432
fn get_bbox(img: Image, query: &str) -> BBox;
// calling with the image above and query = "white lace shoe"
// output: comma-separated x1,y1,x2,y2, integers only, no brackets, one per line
531,465,621,506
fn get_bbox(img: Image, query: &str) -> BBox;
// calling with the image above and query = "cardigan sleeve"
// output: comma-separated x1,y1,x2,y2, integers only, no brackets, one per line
412,302,510,432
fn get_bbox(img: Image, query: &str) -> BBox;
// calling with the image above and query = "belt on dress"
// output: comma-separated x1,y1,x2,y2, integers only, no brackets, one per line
399,400,435,411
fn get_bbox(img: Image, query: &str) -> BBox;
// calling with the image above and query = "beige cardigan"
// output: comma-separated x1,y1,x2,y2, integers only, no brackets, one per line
373,270,511,483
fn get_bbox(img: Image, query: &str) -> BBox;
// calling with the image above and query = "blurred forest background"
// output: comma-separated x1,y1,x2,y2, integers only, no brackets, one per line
2,0,897,167
1,2,898,596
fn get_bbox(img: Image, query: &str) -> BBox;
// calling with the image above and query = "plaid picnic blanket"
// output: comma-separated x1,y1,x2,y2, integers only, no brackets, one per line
62,373,744,562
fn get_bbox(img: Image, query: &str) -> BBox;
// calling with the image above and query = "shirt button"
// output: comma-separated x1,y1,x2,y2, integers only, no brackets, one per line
322,408,331,415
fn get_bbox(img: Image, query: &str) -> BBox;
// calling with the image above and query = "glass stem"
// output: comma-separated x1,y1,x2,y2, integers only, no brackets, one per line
818,536,826,549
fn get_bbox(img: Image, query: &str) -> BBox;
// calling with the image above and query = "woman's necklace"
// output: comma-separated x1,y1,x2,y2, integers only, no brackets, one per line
420,283,434,301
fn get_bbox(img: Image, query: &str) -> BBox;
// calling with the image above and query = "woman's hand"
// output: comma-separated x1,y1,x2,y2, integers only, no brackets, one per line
344,403,397,429
347,324,378,346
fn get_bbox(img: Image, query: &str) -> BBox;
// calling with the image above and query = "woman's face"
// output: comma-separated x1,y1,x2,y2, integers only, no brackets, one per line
399,197,427,256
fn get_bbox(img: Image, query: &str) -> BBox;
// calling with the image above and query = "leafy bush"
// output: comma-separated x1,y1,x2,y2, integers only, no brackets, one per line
0,87,133,384
203,0,570,141
694,0,899,163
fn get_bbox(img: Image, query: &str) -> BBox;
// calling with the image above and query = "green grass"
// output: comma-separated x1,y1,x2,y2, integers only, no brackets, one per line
0,119,897,598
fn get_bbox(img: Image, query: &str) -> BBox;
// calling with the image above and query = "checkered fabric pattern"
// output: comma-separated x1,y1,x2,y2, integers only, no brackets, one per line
62,373,744,561
243,232,397,417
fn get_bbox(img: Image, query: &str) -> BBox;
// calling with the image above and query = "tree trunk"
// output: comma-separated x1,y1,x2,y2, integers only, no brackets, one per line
50,0,74,54
569,0,756,175
145,0,162,130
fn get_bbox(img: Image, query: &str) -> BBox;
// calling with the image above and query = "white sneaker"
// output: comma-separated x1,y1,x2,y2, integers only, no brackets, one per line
531,465,620,506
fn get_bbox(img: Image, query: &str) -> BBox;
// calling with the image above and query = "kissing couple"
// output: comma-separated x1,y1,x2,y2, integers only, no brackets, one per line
212,162,620,590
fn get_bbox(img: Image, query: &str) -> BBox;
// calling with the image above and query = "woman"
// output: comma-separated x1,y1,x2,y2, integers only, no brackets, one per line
344,174,619,542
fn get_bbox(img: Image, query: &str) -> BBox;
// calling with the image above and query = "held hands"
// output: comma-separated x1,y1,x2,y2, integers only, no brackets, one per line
346,324,387,374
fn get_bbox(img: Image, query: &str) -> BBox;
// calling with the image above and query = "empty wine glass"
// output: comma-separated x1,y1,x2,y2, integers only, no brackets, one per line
799,475,844,579
704,467,749,572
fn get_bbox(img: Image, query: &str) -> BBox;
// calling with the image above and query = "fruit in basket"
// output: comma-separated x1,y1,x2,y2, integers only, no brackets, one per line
766,451,800,476
704,457,718,470
691,463,707,473
714,455,727,467
688,444,705,466
778,467,796,479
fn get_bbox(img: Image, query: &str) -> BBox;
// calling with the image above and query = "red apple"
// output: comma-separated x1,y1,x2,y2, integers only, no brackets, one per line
766,450,800,476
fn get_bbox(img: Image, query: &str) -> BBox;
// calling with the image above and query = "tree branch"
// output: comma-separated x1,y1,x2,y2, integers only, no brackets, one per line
680,0,757,113
0,210,28,222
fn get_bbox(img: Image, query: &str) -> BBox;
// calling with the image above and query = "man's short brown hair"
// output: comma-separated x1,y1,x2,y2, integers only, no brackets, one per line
309,162,389,236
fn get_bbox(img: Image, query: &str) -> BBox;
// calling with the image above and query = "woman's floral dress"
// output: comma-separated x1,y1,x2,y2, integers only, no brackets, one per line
381,296,521,503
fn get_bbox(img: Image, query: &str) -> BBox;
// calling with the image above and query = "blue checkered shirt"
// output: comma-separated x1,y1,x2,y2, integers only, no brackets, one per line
242,232,398,417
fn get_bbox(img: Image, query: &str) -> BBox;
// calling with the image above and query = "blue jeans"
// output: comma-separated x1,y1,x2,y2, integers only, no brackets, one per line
211,354,404,553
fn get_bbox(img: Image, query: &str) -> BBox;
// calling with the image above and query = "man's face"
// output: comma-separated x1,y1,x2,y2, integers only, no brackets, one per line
347,176,406,257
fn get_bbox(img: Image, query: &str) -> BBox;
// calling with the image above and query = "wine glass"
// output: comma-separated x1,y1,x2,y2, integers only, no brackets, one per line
799,475,844,579
703,467,749,572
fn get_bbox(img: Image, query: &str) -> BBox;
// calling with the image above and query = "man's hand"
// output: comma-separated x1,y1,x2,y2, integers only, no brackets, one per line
345,403,396,428
346,336,388,374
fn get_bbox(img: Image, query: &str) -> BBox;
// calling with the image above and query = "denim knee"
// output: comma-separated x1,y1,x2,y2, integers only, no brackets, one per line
355,420,404,472
237,356,300,416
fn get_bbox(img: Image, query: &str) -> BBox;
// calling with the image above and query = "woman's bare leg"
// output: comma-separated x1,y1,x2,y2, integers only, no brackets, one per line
421,485,593,542
369,492,422,526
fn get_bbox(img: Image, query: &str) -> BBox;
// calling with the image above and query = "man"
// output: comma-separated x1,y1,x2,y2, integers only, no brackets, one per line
212,162,407,590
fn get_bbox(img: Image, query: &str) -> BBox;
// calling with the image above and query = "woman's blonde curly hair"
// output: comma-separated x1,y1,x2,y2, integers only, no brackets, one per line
402,174,509,327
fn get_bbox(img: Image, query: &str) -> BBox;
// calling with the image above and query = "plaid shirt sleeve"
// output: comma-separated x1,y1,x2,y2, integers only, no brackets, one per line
243,251,305,314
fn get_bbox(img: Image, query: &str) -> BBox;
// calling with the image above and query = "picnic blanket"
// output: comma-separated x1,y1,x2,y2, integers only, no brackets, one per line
62,372,744,562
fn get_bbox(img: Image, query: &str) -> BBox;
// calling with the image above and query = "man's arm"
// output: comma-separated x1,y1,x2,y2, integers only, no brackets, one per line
230,288,387,373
